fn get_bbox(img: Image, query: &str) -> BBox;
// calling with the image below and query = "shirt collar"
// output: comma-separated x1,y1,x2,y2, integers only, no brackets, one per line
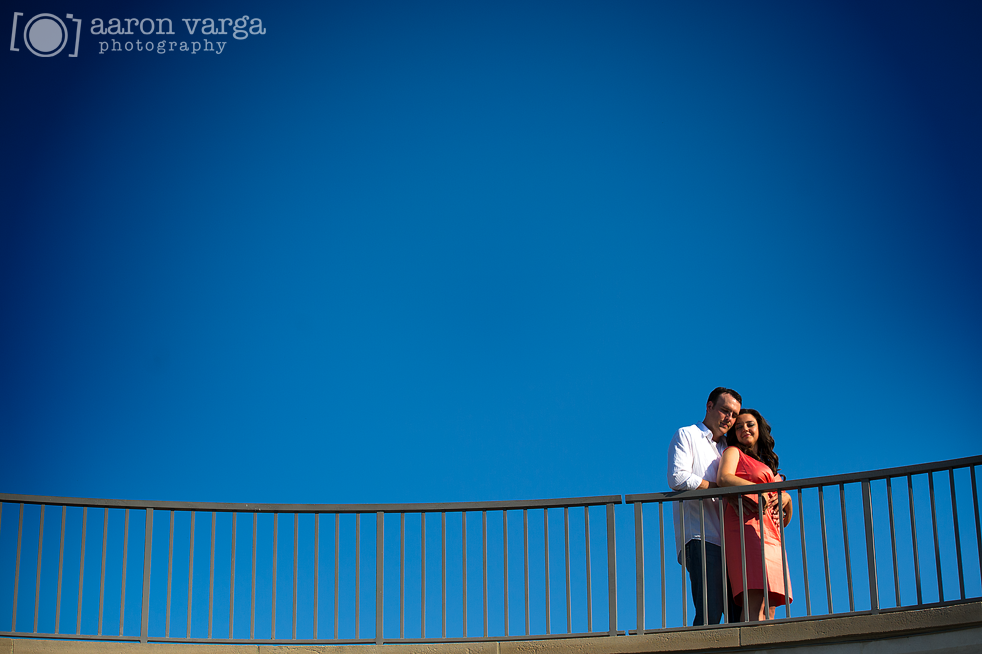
698,421,724,446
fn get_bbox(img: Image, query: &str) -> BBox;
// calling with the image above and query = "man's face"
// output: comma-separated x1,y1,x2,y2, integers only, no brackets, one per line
705,393,741,437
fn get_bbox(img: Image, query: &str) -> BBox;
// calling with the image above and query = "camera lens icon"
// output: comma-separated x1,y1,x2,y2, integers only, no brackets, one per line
23,14,68,57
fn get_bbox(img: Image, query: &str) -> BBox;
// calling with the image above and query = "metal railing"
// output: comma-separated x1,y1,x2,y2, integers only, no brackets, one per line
626,454,982,631
0,454,979,644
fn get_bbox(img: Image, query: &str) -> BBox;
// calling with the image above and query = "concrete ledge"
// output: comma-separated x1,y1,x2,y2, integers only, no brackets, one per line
2,602,980,654
260,645,497,654
1,643,257,654
498,627,741,654
740,602,982,647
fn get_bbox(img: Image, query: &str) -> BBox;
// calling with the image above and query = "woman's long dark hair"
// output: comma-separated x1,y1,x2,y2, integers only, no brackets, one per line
726,408,780,477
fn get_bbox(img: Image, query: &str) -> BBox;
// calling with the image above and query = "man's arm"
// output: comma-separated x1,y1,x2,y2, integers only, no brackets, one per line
667,429,714,491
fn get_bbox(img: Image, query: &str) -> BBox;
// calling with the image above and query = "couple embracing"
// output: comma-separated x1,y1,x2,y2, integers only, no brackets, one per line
666,387,792,624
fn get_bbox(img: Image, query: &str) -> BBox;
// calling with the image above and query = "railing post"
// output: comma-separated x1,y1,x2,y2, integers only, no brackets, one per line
633,502,643,635
376,511,384,645
861,481,878,614
141,508,152,643
606,503,617,636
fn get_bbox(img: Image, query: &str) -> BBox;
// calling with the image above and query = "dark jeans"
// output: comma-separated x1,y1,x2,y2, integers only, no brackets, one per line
684,540,741,626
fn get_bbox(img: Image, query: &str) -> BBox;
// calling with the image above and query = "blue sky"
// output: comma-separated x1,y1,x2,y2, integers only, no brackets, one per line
2,0,981,509
2,1,982,641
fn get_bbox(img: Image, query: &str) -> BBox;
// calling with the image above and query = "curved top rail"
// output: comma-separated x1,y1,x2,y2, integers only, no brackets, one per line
3,454,979,512
0,492,623,513
626,453,982,503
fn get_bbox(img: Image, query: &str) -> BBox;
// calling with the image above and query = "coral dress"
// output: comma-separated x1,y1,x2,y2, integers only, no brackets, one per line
722,447,793,608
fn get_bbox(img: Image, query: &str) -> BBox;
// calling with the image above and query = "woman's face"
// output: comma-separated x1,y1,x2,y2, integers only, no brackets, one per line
733,413,759,450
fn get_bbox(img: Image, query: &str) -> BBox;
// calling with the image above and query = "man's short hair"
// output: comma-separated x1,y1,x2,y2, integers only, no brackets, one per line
707,387,742,406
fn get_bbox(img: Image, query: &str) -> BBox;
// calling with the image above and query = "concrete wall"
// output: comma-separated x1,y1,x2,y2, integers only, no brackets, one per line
2,602,980,654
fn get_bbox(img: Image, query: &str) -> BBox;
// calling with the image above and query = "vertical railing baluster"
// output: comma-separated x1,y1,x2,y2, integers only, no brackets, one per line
120,508,128,636
738,495,748,622
658,502,665,629
312,513,318,640
908,475,922,605
376,512,384,645
420,512,426,639
861,481,878,615
778,491,791,618
272,512,278,640
606,503,617,637
166,511,174,637
334,514,339,640
523,509,529,636
699,501,707,626
483,511,488,638
543,509,550,635
251,513,257,640
140,508,152,644
797,489,811,616
293,513,299,641
584,506,592,633
400,513,405,639
11,504,20,633
679,502,686,627
840,484,854,612
209,511,216,639
230,512,236,640
441,511,446,638
188,511,195,639
949,469,965,600
633,502,643,634
355,513,360,639
502,511,508,636
462,512,468,638
886,479,900,607
928,473,943,601
76,507,87,636
33,504,43,634
818,487,832,613
98,507,107,636
719,498,728,625
56,506,66,634
972,467,982,595
759,493,769,620
564,507,571,634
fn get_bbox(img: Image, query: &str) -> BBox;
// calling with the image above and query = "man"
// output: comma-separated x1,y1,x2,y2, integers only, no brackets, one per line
667,387,742,626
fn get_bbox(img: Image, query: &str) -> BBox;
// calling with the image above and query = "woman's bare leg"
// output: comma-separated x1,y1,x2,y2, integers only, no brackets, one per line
744,590,768,621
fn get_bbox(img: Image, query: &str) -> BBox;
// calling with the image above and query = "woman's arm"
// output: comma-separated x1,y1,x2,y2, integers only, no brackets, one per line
719,448,783,515
717,447,763,515
717,447,753,487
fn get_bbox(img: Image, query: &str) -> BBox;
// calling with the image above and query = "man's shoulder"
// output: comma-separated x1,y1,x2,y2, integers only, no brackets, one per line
674,423,709,439
668,423,708,446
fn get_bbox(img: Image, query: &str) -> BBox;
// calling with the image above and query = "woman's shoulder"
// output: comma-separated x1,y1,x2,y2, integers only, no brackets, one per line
720,445,745,464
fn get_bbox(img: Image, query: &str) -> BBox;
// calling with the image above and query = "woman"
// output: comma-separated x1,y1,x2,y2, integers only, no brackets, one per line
717,409,793,621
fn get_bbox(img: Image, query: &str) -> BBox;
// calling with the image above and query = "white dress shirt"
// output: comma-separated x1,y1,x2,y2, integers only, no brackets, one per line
666,422,727,562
